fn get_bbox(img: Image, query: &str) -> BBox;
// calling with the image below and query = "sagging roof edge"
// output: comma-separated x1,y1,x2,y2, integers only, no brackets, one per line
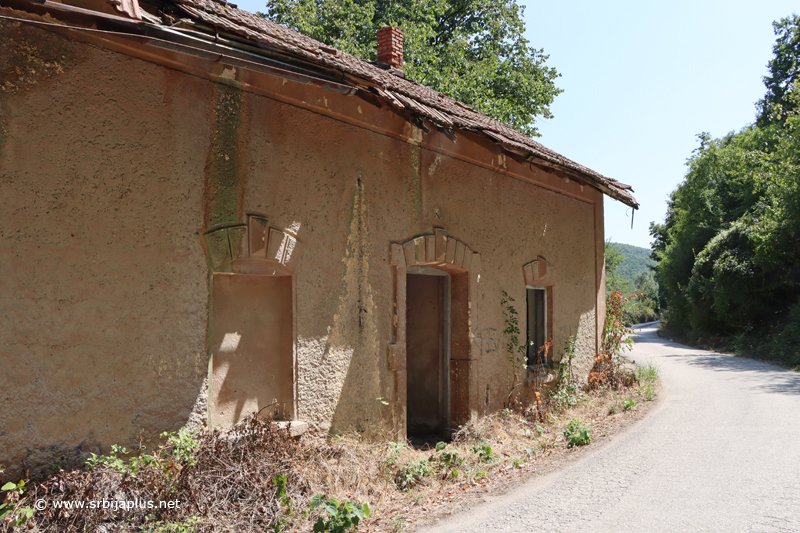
0,0,638,209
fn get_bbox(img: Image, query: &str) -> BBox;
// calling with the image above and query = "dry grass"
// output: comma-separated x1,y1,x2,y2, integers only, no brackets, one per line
2,366,659,533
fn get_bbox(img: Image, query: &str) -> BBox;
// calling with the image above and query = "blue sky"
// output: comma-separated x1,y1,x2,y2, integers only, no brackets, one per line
523,1,797,248
233,0,797,249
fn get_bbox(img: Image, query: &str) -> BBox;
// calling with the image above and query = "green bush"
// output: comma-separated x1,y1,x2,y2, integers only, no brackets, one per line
394,460,433,490
563,419,592,448
309,495,370,533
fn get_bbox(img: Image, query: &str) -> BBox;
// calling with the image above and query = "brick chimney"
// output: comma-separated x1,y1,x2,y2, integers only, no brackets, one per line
377,26,403,70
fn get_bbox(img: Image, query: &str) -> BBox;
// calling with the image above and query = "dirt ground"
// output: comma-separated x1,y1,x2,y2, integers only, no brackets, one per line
365,380,662,532
1,369,660,533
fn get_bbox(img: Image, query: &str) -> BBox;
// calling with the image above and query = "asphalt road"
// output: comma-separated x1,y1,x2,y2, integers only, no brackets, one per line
420,324,800,532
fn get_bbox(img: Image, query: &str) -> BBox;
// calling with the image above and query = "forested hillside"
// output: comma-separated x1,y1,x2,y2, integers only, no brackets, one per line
613,243,655,282
605,242,660,325
650,14,800,368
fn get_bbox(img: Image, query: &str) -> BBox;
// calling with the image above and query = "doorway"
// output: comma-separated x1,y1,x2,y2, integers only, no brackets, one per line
406,268,451,440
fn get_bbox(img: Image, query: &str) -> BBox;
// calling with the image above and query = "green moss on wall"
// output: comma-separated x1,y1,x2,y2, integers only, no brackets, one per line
204,84,244,228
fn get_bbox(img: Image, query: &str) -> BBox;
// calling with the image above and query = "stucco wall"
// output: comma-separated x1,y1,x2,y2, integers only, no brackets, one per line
0,21,211,479
0,18,604,479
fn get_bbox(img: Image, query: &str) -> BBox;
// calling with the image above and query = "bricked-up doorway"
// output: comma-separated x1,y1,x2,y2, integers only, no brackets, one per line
203,218,304,428
210,273,294,426
406,268,451,439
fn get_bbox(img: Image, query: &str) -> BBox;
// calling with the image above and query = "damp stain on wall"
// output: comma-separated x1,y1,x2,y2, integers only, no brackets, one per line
0,21,77,95
0,116,7,161
408,144,422,232
203,84,246,228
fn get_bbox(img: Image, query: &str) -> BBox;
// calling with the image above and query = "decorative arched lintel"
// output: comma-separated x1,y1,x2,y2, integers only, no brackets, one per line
523,256,554,287
202,214,305,275
399,228,477,273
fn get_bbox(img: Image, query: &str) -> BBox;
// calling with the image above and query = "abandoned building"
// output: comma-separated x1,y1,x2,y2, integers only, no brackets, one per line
0,0,638,479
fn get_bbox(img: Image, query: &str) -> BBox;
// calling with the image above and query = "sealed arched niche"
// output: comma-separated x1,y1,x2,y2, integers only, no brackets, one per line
202,215,303,427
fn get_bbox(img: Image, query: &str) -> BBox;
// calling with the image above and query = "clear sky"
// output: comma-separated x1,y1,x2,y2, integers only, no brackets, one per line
233,0,797,249
523,1,798,248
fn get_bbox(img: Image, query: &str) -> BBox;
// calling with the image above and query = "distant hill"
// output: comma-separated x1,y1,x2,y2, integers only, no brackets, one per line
612,242,655,283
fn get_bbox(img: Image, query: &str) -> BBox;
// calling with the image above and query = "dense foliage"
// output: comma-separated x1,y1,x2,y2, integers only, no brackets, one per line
605,242,660,325
651,14,800,366
260,0,562,136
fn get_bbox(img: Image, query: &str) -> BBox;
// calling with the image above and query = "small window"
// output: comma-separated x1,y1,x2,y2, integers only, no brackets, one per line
526,288,547,366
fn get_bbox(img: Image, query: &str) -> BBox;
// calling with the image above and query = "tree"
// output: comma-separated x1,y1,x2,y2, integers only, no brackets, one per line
651,15,800,352
757,13,800,126
260,0,562,136
605,241,631,296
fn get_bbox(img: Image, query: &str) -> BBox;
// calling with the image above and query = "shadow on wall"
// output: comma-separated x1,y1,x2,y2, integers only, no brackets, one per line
203,217,304,428
327,177,385,438
1,374,209,483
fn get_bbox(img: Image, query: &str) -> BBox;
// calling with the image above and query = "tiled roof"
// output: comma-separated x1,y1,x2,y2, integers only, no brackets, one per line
173,0,638,208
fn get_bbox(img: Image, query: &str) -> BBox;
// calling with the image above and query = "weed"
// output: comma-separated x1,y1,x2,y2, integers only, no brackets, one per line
274,473,294,514
549,336,587,410
604,291,635,355
501,290,528,404
85,444,134,473
643,383,656,401
389,514,405,531
309,494,370,533
623,399,637,411
160,429,199,467
431,442,463,470
85,429,198,478
563,418,592,448
1,480,35,528
608,405,620,414
471,443,494,463
395,460,433,490
384,441,406,470
636,361,660,382
145,517,202,533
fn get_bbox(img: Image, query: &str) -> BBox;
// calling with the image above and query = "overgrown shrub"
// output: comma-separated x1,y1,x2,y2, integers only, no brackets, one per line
3,416,310,532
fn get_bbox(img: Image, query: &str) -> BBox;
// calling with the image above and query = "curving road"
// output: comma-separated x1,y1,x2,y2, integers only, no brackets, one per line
420,324,800,532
